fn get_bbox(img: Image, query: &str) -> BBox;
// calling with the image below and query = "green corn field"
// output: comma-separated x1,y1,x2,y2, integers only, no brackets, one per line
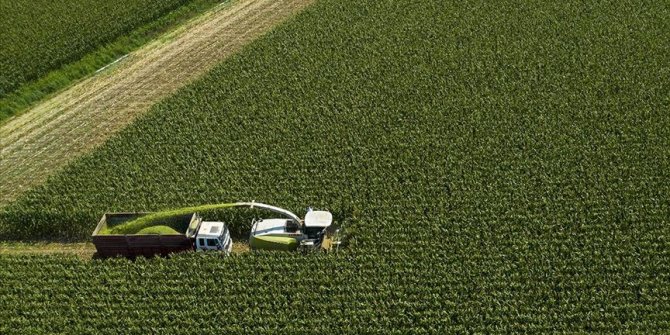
1,0,669,333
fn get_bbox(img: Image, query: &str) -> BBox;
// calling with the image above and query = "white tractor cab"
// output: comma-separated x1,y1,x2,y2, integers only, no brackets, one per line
194,220,233,252
249,206,341,252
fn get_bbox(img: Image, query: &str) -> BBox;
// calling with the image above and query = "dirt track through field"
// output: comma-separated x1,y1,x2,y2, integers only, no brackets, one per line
0,0,313,207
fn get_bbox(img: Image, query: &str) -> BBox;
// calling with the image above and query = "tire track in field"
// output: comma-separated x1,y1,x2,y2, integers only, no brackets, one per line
0,0,314,206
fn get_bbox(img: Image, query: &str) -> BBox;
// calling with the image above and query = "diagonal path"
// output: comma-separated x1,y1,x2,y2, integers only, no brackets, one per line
0,0,314,206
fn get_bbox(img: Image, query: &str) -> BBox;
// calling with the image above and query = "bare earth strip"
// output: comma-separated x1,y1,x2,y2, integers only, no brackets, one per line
0,0,313,207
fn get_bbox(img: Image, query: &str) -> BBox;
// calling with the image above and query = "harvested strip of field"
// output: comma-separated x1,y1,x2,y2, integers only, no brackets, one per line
0,242,95,259
0,0,313,207
0,241,249,258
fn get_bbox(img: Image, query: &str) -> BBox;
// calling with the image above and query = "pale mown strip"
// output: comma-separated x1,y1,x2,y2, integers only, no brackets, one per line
0,0,314,207
0,241,249,258
0,242,96,259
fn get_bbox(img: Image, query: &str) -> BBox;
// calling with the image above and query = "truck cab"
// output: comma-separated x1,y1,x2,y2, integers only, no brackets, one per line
195,221,232,252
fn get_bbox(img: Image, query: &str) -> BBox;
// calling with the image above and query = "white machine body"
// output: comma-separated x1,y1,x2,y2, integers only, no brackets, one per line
248,208,339,251
304,210,333,228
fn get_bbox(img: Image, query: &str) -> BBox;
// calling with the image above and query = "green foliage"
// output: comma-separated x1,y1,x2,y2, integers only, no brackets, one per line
136,225,179,235
0,0,222,122
1,0,669,332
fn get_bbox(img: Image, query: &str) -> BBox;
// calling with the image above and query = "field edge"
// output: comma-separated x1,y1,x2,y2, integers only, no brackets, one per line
0,0,228,125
